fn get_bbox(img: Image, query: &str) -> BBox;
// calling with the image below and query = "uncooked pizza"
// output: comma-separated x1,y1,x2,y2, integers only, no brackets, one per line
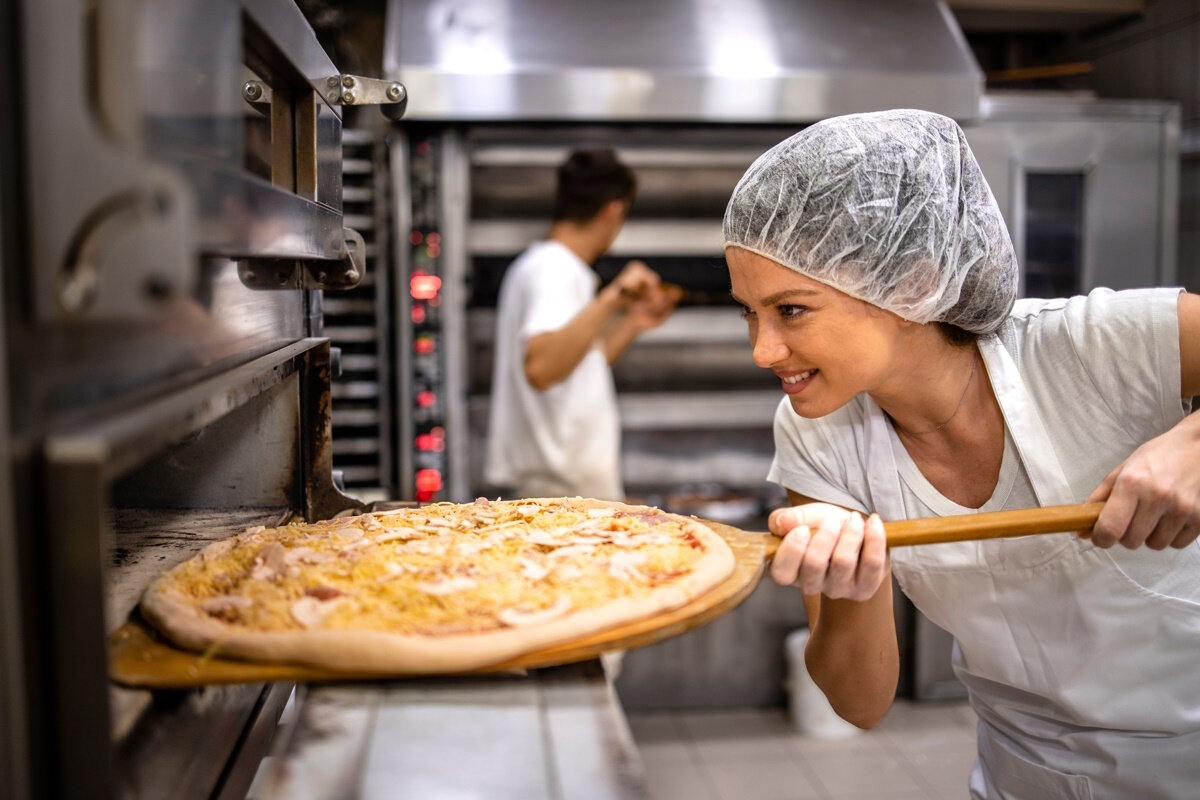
140,497,736,673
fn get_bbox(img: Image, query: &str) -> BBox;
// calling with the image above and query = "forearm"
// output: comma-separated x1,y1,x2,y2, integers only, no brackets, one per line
602,315,642,364
803,580,898,728
524,287,623,389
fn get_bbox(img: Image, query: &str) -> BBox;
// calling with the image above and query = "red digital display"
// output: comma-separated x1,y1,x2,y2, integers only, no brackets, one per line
416,390,436,408
415,468,443,500
410,273,442,300
414,335,436,355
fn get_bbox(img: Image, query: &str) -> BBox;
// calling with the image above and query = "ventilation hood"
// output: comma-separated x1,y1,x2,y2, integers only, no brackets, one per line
383,0,983,123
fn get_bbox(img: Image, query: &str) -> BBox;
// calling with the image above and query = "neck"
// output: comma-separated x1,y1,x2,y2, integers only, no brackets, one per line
548,221,606,265
873,332,984,441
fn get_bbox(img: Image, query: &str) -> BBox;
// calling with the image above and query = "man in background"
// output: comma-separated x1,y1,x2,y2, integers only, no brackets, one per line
486,148,681,500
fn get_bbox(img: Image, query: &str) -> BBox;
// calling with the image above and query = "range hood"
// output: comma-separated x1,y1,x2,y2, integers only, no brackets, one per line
383,0,983,123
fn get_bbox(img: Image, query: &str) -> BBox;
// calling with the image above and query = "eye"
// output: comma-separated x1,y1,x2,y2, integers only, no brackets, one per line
739,305,756,320
778,304,808,320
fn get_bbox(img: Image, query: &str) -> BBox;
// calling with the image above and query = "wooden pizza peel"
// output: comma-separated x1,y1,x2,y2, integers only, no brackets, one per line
108,503,1102,689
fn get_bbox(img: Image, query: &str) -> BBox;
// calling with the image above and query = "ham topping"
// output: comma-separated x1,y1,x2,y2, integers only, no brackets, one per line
518,557,550,582
249,543,286,581
304,585,343,601
202,595,253,615
290,596,342,628
416,576,478,596
497,595,572,627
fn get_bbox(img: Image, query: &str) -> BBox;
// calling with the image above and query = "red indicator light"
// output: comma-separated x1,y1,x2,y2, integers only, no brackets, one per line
416,390,436,408
428,294,442,308
409,230,423,246
426,232,441,246
416,468,443,494
415,433,446,452
414,336,436,355
410,274,442,300
427,244,441,258
411,304,427,324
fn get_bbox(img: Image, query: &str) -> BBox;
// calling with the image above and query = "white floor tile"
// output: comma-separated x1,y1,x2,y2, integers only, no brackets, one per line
705,756,824,800
798,750,925,796
642,760,721,800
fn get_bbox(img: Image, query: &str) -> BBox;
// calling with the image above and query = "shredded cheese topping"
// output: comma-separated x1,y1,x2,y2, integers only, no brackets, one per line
158,498,712,636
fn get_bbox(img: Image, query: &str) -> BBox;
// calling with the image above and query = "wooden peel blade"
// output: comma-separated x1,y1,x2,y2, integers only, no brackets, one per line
758,502,1105,558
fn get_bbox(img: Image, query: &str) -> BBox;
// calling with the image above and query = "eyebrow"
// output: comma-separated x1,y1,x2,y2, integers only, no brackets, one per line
729,288,822,307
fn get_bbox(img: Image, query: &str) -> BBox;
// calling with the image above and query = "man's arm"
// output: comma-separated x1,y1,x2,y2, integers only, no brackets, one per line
524,285,625,390
602,283,683,365
523,260,660,390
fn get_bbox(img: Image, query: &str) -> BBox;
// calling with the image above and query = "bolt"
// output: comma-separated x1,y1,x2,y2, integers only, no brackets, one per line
387,84,402,101
242,269,256,282
327,75,341,88
342,75,356,88
243,81,262,100
346,269,360,283
327,91,340,104
342,90,356,104
317,271,328,283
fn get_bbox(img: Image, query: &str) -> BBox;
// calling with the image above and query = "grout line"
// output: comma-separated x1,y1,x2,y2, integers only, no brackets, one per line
673,711,724,800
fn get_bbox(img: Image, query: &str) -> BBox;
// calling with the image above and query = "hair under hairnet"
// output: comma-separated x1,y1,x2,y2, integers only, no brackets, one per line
723,109,1017,334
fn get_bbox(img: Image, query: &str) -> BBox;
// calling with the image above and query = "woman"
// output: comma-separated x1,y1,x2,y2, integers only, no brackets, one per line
724,109,1200,798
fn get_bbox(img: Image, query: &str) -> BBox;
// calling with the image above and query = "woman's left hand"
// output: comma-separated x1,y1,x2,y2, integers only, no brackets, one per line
1082,411,1200,550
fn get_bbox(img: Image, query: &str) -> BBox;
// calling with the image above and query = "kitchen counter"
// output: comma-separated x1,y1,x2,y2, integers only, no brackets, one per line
253,660,647,799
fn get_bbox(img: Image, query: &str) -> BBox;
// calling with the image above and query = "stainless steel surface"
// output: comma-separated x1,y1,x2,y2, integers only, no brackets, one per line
22,0,348,323
449,129,783,500
440,132,472,501
965,94,1181,294
383,0,982,122
107,508,293,800
390,135,416,499
0,160,29,800
256,662,647,799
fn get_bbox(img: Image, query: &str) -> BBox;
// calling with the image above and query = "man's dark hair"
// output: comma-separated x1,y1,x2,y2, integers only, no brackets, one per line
552,148,637,222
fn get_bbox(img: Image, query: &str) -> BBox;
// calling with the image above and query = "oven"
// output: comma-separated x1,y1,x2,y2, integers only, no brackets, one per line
0,1,404,796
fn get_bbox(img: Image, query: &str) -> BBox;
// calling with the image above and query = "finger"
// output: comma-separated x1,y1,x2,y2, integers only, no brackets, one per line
1118,480,1172,550
1171,526,1200,549
1078,467,1121,539
769,525,810,586
1145,512,1188,550
1090,474,1139,548
824,514,865,599
769,506,804,537
797,516,841,595
852,514,888,601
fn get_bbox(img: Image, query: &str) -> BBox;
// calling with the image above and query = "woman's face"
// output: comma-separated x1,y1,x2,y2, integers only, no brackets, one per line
727,246,909,418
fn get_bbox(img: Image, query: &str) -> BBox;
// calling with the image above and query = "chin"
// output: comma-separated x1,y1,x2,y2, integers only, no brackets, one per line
787,393,849,420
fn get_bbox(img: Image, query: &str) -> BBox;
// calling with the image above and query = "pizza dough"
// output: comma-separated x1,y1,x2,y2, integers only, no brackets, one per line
140,497,736,674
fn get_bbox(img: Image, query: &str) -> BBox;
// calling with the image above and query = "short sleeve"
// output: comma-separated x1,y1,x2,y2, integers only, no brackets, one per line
1039,288,1186,442
766,397,871,514
519,257,592,340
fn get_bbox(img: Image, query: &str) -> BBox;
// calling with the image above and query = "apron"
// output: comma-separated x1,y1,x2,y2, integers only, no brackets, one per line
870,336,1200,799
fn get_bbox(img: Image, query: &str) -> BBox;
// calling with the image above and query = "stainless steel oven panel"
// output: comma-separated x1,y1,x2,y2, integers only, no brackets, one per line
384,0,982,123
965,95,1180,295
22,0,348,324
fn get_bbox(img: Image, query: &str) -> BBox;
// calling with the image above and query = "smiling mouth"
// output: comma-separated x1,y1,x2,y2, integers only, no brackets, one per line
781,369,816,386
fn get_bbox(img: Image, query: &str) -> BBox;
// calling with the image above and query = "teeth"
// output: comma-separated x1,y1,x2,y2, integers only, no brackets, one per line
782,370,814,385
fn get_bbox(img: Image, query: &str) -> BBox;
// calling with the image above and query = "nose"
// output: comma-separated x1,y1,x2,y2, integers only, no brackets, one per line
751,319,788,368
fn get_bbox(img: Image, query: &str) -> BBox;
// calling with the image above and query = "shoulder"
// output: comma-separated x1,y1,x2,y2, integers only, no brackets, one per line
1000,288,1182,359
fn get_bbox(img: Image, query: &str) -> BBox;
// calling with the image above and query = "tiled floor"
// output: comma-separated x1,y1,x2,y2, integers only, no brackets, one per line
628,700,978,800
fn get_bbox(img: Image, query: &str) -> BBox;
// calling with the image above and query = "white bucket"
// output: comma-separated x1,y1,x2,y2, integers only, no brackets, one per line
784,628,861,739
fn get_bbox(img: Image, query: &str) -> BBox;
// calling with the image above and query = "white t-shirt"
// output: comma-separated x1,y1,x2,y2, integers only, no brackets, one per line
768,288,1196,601
485,241,622,500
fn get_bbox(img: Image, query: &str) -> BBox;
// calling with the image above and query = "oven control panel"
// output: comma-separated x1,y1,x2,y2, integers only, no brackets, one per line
405,135,447,502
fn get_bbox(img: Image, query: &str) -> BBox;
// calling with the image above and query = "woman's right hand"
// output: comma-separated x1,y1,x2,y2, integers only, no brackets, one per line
768,503,888,601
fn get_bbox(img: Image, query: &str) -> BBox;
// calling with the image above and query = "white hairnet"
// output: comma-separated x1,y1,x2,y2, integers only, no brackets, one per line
724,109,1017,334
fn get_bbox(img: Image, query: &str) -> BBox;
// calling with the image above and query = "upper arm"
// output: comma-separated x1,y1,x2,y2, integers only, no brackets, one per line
1180,292,1200,399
